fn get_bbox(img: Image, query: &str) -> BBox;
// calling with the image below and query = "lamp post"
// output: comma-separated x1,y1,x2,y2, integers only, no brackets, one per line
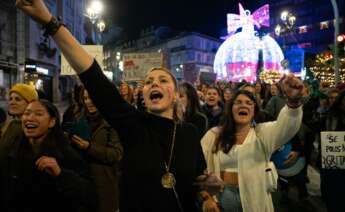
274,11,296,49
331,0,340,84
85,0,106,44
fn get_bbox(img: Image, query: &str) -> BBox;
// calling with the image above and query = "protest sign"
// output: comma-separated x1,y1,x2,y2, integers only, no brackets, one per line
321,131,345,169
61,45,104,75
123,53,162,82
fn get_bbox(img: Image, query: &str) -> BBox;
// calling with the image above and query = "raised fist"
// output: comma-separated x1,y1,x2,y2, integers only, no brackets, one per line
16,0,52,25
281,74,304,100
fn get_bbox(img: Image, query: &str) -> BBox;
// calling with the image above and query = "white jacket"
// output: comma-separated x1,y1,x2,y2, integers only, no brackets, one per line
201,106,302,212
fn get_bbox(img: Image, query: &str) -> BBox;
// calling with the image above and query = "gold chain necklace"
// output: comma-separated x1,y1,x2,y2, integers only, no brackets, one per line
161,123,177,189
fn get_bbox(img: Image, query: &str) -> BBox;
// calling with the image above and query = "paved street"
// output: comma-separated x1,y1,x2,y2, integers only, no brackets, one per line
273,166,327,212
273,191,326,212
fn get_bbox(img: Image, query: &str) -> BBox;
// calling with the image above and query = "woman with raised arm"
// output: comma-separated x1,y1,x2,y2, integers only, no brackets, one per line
201,75,304,212
16,1,207,211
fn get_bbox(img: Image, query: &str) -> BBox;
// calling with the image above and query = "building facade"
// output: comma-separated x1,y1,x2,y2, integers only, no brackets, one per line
0,1,20,105
0,0,87,106
269,0,344,53
104,27,222,84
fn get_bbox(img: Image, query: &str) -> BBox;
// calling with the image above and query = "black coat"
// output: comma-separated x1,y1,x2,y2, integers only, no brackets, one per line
201,103,223,129
0,134,97,212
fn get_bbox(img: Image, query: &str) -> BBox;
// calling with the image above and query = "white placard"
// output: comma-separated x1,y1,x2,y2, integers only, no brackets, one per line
123,53,163,82
61,45,104,75
321,131,345,169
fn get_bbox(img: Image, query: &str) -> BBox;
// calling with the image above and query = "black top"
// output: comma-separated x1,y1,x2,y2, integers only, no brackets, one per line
79,61,206,212
201,104,223,129
0,135,96,212
186,112,208,140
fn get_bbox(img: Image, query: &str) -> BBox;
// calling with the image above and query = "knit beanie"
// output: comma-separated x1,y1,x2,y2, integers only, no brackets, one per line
9,83,39,103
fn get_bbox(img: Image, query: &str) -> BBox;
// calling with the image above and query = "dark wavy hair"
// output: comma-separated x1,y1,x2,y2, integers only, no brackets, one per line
214,90,260,153
180,82,201,121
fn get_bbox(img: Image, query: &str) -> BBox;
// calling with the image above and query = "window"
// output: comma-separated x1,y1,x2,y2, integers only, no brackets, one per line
197,53,202,62
320,21,329,30
299,26,308,34
194,39,201,49
207,55,212,63
187,51,195,61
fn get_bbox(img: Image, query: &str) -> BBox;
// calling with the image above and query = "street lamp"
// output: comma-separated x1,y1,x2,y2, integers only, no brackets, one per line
86,1,103,24
85,0,106,44
97,20,106,33
331,0,340,83
275,11,296,36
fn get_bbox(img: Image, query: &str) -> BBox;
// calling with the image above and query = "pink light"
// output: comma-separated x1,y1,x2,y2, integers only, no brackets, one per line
214,3,284,83
227,3,270,34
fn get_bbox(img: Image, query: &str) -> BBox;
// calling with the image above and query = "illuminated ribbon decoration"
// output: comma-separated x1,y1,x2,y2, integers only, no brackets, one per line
227,3,270,35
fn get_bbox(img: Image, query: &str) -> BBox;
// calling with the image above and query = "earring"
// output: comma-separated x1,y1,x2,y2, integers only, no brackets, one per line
251,120,256,127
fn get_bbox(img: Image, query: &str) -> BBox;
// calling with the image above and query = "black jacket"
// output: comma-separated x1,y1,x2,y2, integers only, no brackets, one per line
0,134,97,212
79,61,206,212
201,103,223,129
185,112,208,140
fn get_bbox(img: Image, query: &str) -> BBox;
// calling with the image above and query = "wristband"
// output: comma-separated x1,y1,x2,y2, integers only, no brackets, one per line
43,16,64,37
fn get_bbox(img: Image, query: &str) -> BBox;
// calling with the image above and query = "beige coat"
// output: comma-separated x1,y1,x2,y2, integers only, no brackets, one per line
201,106,302,212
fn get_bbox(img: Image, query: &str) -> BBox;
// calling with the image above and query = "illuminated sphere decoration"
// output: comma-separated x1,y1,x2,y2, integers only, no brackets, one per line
214,3,284,83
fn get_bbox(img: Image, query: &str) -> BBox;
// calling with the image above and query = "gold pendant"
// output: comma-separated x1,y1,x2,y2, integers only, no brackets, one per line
161,172,176,189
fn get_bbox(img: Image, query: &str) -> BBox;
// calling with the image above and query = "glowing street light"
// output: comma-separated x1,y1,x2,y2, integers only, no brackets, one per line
280,11,289,22
275,25,282,36
288,15,296,26
337,34,345,42
97,20,106,32
85,0,106,44
275,11,296,36
86,1,104,24
90,1,103,14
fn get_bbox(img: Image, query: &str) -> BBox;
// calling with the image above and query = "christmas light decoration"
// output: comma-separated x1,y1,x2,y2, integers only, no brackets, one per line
309,51,345,86
214,3,284,83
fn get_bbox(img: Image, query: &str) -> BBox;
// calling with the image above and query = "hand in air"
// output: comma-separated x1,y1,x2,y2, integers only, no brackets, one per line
281,74,304,100
16,0,52,24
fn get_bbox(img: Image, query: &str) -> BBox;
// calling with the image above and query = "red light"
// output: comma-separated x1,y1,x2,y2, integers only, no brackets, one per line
337,34,345,42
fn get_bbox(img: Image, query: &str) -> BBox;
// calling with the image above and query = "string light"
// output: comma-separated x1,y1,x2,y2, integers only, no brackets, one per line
259,70,282,84
309,51,345,86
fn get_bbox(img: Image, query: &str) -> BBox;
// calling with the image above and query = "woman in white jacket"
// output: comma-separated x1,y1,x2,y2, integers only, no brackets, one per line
201,75,304,212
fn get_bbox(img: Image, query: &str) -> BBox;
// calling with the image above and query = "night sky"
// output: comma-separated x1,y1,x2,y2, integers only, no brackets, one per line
103,0,267,39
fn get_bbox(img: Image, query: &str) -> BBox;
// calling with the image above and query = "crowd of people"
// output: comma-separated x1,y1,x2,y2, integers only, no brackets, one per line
0,1,343,212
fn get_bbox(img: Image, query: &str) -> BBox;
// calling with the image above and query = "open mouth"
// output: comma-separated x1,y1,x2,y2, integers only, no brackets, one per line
238,110,249,116
149,90,163,101
24,123,38,129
